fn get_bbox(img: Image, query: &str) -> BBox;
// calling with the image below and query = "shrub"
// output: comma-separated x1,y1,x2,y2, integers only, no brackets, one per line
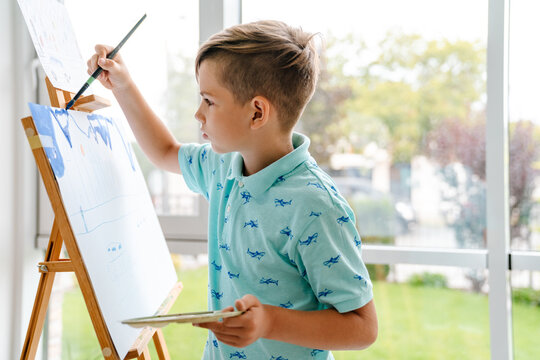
408,272,448,288
362,235,394,281
512,288,540,307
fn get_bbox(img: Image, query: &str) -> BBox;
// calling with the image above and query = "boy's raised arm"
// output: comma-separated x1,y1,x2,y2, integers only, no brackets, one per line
88,44,182,174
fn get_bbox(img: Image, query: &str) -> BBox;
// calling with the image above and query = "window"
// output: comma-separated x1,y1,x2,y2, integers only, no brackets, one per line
37,0,208,250
244,0,490,355
36,0,536,358
509,2,540,359
245,0,488,250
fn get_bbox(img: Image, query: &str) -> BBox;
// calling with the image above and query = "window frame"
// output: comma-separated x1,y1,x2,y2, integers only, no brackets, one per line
33,0,540,358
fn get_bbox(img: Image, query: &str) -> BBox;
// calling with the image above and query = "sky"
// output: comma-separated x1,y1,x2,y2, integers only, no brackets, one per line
64,0,540,124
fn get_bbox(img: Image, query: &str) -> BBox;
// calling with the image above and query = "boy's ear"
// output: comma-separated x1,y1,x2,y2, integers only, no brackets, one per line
249,96,270,130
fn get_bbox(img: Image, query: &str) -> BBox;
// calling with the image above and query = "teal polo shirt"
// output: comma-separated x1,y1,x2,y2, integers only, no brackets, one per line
179,133,373,360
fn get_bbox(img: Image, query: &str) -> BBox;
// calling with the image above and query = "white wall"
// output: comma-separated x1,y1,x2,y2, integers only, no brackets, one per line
1,0,43,358
0,0,17,354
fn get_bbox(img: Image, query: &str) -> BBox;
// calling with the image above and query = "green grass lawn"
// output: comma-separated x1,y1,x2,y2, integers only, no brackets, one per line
61,266,540,359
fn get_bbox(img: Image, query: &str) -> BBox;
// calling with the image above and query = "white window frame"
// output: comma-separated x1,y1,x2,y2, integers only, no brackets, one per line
32,0,540,358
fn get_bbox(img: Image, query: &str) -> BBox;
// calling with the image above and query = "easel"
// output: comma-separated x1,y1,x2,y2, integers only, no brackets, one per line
20,77,183,360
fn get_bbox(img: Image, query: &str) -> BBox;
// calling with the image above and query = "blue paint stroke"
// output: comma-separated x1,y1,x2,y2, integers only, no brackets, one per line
74,209,138,236
29,103,66,177
69,194,140,235
28,103,136,179
68,194,139,218
87,113,136,171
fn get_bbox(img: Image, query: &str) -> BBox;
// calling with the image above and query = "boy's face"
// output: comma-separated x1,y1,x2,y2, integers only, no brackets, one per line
195,59,253,154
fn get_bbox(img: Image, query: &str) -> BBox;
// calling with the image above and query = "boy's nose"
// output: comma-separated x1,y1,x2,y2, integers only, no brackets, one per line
195,108,204,124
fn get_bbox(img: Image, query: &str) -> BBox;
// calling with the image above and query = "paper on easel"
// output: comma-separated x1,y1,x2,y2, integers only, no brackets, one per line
17,0,93,94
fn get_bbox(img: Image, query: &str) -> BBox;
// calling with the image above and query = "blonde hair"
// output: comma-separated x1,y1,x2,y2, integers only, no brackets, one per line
196,20,320,130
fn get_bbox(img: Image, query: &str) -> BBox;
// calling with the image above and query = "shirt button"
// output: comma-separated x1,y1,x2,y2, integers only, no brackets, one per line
238,181,244,188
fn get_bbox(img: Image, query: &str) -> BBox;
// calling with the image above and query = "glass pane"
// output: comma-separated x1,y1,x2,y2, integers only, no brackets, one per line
243,0,488,249
508,1,540,253
55,263,492,359
511,270,540,360
50,253,208,359
509,4,540,358
336,265,491,359
65,0,200,216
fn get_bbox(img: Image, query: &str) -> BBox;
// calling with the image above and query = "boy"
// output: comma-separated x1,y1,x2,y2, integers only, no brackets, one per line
88,20,377,359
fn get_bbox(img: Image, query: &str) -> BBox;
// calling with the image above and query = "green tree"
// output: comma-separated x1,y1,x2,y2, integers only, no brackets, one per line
345,33,486,163
300,37,354,165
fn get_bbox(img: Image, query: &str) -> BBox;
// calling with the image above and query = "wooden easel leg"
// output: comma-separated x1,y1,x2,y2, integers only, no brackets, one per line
20,220,63,360
152,329,170,360
137,347,152,360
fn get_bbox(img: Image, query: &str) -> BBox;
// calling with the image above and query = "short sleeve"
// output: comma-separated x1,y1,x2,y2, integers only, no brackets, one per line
293,201,373,313
178,143,214,199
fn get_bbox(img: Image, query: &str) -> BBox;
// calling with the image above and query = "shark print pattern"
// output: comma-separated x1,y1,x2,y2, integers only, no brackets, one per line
323,255,341,268
219,243,231,251
318,289,333,297
274,198,292,207
230,351,247,359
246,248,265,260
260,277,279,286
211,260,222,271
241,191,252,204
211,289,223,300
299,232,318,246
180,138,373,360
201,148,208,162
311,349,324,357
279,301,293,309
307,181,324,190
243,219,258,228
280,226,293,240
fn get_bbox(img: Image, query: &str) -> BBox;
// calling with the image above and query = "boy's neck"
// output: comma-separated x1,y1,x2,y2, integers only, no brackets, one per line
241,134,294,176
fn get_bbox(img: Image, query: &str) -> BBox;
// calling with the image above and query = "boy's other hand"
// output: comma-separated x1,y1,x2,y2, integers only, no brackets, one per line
87,44,132,91
194,294,273,348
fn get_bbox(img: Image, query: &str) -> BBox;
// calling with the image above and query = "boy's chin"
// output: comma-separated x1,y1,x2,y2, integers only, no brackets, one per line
209,142,231,154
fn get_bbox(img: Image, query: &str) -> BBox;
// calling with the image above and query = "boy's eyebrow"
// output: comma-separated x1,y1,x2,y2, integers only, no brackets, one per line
200,91,215,97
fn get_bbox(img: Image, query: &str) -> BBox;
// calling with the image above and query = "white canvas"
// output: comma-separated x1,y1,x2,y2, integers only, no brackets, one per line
18,0,93,94
28,103,178,359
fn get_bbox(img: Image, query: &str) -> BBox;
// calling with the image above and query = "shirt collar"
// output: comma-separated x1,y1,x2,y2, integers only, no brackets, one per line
226,132,311,197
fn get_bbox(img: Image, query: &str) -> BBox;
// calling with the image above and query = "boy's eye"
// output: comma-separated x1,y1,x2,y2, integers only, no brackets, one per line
204,98,214,106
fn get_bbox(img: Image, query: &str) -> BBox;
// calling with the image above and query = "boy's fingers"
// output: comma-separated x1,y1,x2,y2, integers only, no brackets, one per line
195,320,221,331
87,54,99,73
97,58,117,71
235,294,259,312
95,44,113,56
